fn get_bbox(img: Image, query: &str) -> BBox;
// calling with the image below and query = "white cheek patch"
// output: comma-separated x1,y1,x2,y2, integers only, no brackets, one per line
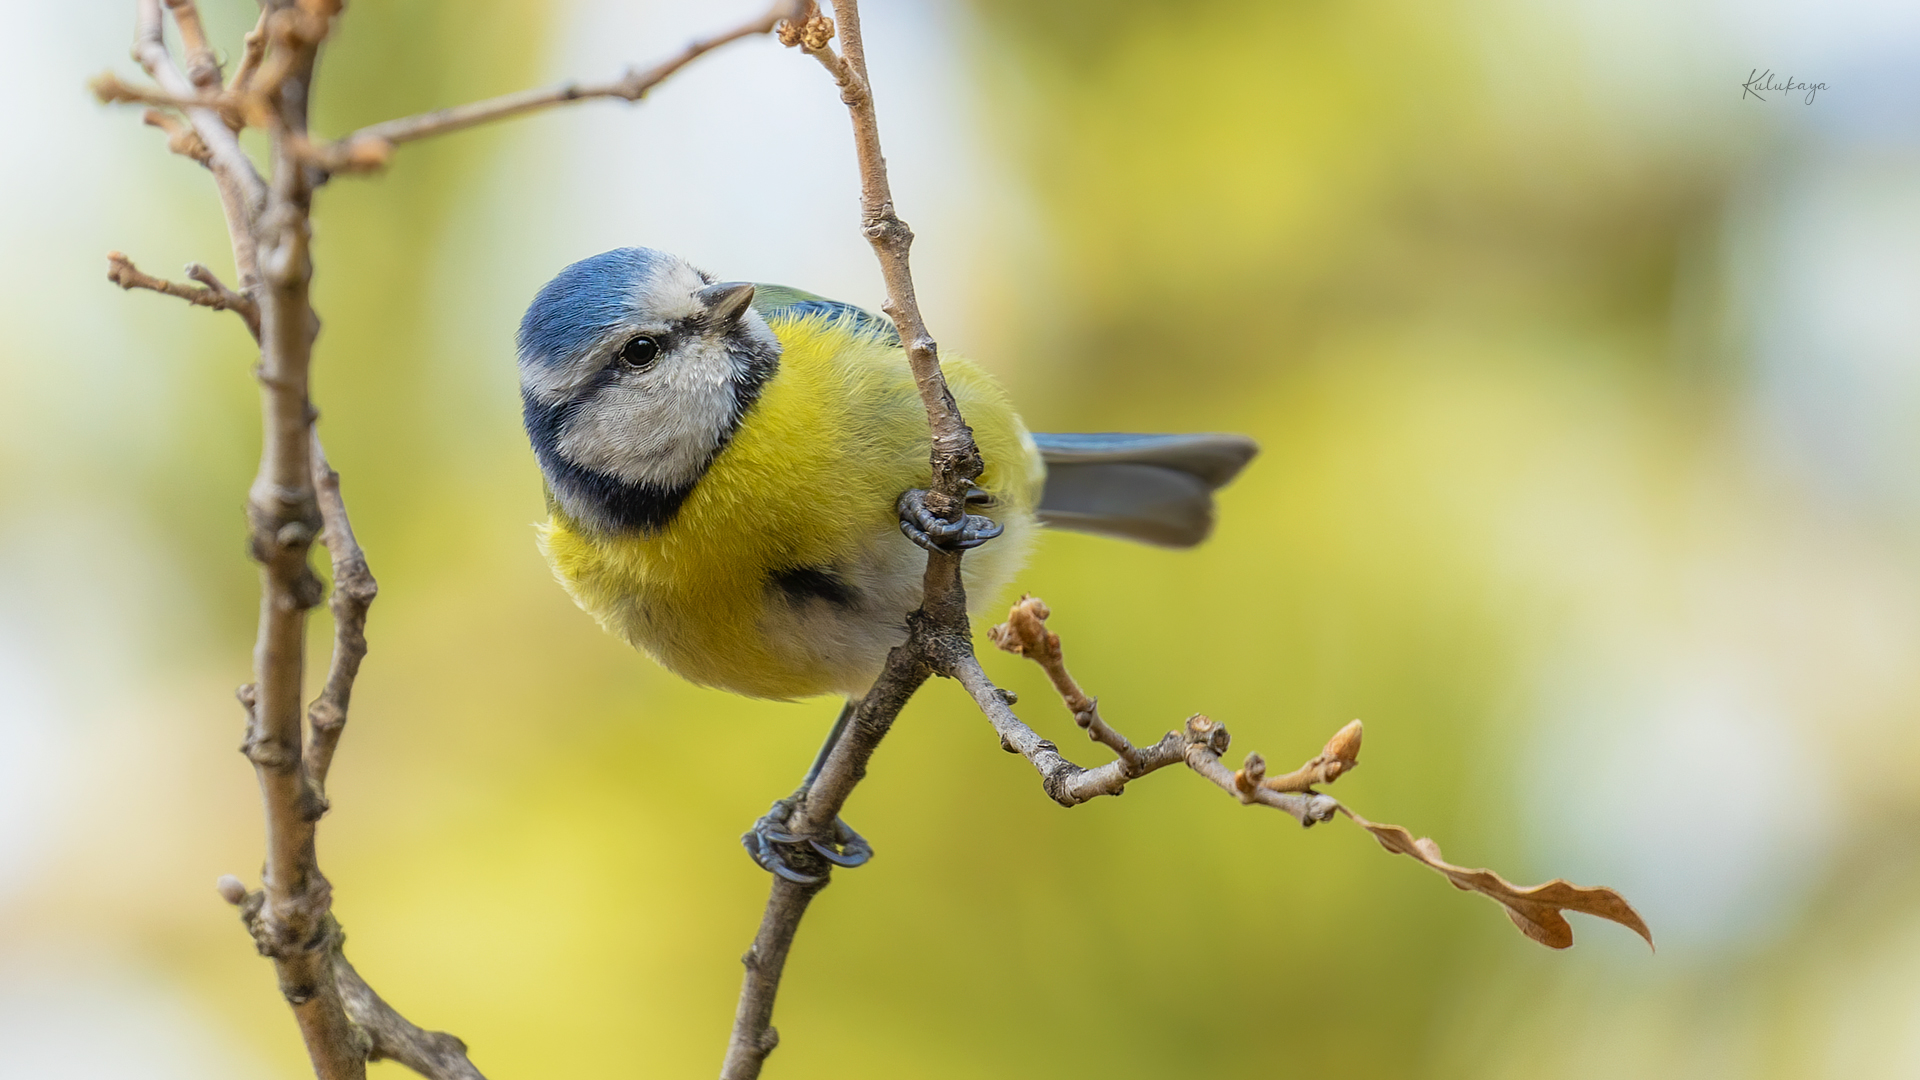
553,338,743,489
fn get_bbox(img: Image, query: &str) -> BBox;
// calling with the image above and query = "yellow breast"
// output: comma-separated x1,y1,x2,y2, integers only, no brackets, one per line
537,314,1044,700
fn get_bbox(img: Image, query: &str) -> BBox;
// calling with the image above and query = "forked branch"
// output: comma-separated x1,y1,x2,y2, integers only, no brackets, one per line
106,251,261,338
103,0,786,1076
990,596,1651,952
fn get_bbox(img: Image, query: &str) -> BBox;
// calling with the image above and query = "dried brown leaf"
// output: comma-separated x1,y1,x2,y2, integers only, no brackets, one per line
1341,808,1653,950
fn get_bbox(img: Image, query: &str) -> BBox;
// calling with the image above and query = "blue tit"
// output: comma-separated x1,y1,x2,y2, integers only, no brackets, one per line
516,246,1255,878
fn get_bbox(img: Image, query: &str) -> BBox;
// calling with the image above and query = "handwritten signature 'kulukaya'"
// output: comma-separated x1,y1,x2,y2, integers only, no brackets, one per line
1743,69,1827,103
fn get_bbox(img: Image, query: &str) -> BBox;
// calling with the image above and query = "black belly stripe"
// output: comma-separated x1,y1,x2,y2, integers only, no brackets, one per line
771,566,858,608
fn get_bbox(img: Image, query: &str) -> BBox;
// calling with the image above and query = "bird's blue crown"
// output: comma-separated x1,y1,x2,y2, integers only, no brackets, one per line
517,247,665,370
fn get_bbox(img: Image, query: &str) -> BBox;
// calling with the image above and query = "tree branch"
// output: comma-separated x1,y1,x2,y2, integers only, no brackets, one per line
305,434,376,795
106,251,260,338
163,0,222,89
129,0,263,293
300,0,803,173
141,107,213,165
721,3,991,1074
232,2,370,1071
227,9,269,93
335,952,487,1080
990,596,1651,951
111,2,842,1076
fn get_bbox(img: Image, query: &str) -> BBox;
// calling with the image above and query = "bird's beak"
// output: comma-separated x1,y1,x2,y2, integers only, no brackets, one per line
696,281,756,325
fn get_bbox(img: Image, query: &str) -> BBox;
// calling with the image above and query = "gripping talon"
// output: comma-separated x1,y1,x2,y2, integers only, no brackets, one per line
770,860,825,886
897,489,1003,554
743,795,873,881
809,819,873,867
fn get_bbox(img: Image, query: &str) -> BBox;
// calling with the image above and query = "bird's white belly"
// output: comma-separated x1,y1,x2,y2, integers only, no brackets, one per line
752,531,931,698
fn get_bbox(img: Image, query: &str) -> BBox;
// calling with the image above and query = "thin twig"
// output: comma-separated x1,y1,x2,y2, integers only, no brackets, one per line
305,433,376,795
302,0,803,173
720,3,990,1073
130,0,265,296
953,649,1338,822
988,595,1140,766
227,9,268,93
93,71,227,111
163,0,222,88
107,251,260,338
982,596,1345,819
141,107,212,165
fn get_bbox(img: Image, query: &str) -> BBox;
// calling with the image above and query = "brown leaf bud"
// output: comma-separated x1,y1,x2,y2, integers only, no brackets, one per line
1324,719,1363,764
800,14,836,50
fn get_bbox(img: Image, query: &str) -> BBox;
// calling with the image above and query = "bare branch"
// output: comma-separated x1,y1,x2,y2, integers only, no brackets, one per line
982,596,1342,817
227,9,269,93
722,3,999,1072
335,954,487,1080
302,0,803,173
218,880,488,1080
800,2,979,511
93,71,225,111
141,107,212,165
305,434,376,794
955,648,1339,822
106,251,259,337
163,0,222,88
990,596,1649,949
186,3,374,1076
989,594,1141,766
129,0,264,297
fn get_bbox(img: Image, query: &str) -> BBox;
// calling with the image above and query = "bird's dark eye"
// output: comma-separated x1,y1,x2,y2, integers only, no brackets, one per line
617,336,659,369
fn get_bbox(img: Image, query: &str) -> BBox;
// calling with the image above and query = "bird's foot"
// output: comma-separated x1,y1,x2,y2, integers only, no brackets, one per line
897,488,1002,554
742,794,873,886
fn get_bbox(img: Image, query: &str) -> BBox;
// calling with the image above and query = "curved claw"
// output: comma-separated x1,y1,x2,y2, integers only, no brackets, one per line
897,489,1003,554
809,819,873,867
743,824,826,885
743,798,873,882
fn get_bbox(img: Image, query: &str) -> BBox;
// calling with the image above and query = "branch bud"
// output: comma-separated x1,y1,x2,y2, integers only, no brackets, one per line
1234,751,1267,795
216,874,249,905
1184,714,1231,755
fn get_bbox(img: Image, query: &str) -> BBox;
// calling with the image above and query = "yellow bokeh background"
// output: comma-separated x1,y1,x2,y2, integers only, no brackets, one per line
3,1,1917,1077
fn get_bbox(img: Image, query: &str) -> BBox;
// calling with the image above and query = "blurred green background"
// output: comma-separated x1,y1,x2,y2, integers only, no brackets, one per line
3,1,1918,1077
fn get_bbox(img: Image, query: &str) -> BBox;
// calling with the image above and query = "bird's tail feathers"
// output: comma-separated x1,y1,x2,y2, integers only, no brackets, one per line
1032,432,1257,548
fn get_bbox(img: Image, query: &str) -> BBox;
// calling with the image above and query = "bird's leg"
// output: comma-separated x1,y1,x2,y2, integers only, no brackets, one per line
897,488,1003,553
742,700,874,885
